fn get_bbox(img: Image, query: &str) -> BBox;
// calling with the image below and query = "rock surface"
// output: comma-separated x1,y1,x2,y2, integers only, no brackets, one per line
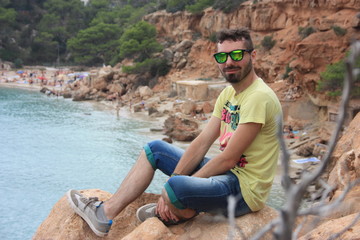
298,212,360,240
33,189,278,240
328,112,360,189
163,114,201,141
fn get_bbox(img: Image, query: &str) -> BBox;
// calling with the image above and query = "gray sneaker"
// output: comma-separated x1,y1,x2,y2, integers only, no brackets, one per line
137,203,197,226
66,190,112,237
136,203,157,222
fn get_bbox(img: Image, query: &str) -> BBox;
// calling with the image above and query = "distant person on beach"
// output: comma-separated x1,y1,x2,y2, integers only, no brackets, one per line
115,92,121,117
67,28,283,237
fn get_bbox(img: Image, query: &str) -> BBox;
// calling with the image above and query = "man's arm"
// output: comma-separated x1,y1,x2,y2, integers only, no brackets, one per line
171,116,221,175
155,116,221,221
192,122,262,178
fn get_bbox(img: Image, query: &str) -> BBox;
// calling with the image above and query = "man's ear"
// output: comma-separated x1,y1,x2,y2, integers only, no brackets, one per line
251,49,257,62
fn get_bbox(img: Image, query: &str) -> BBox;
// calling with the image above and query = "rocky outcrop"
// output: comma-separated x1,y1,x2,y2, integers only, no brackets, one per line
33,189,278,240
294,113,360,238
164,114,201,141
298,212,360,240
144,0,360,99
328,112,360,190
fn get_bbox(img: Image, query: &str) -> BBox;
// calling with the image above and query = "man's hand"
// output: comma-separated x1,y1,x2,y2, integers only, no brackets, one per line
155,196,179,222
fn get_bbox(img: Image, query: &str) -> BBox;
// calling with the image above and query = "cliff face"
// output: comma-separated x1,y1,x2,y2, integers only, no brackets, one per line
144,0,360,101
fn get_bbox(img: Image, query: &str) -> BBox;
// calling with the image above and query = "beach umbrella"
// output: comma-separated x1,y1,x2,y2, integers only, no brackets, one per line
17,70,24,74
38,76,46,80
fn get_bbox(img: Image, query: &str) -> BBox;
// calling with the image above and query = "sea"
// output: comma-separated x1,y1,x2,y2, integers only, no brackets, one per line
0,86,285,240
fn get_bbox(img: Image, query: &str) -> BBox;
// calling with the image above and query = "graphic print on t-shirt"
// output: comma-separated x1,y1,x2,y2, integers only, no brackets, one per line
220,100,240,150
220,100,240,131
219,100,248,168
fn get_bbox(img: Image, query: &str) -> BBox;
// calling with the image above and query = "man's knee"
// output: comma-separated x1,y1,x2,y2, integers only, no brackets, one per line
143,140,170,170
163,178,186,210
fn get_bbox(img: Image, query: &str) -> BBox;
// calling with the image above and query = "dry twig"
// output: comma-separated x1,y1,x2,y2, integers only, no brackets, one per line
247,40,360,240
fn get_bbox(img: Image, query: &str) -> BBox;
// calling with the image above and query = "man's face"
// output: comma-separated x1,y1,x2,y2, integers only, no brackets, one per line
216,40,253,84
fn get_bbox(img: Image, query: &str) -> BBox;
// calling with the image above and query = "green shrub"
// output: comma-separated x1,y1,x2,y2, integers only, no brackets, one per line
298,26,316,39
261,35,276,50
208,32,217,43
186,0,214,14
332,25,347,36
122,58,170,77
213,0,245,13
352,86,360,98
14,58,23,68
317,57,360,98
326,90,342,97
166,0,193,13
283,64,293,79
317,60,345,92
192,32,202,41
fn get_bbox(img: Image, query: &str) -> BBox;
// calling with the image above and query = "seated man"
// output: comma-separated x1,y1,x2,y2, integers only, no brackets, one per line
67,28,283,237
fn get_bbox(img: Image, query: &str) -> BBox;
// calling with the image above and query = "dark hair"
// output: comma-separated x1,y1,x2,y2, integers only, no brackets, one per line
216,28,254,50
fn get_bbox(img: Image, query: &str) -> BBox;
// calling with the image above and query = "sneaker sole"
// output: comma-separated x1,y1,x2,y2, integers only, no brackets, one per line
66,190,108,237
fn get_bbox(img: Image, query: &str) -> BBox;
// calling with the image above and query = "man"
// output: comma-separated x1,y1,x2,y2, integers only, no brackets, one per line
67,28,282,237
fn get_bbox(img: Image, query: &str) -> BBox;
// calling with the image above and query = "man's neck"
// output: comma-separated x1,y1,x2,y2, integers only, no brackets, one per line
231,70,258,95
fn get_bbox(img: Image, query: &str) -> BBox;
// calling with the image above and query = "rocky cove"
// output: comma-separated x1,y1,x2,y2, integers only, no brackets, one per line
7,0,360,238
30,67,360,238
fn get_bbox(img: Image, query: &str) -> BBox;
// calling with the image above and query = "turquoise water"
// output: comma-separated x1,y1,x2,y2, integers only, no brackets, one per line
0,86,285,240
0,87,167,240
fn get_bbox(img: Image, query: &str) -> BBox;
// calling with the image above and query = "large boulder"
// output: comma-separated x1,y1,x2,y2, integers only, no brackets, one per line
33,190,159,240
181,100,197,115
107,83,125,95
125,206,278,240
138,86,153,99
328,112,360,190
72,85,91,101
164,114,201,141
33,189,278,240
174,39,193,53
92,69,116,91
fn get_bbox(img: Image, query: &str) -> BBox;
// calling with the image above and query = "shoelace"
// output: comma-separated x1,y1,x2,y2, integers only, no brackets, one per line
82,196,100,210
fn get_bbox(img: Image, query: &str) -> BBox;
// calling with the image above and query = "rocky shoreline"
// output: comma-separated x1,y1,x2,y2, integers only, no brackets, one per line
0,67,338,194
32,115,360,240
2,67,360,239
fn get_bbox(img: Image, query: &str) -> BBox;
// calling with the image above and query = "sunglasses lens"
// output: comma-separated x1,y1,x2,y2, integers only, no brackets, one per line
214,53,227,63
230,50,243,61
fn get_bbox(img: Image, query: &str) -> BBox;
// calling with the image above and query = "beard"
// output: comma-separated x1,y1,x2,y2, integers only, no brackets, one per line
221,59,253,84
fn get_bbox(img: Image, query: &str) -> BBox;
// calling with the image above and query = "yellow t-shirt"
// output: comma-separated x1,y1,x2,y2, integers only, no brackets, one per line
212,78,282,211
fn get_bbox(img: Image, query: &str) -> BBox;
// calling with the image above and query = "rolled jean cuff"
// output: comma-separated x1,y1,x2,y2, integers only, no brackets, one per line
143,144,156,170
164,181,186,210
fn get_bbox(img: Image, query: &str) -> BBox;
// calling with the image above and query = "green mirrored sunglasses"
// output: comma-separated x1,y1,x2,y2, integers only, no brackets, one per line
213,49,253,64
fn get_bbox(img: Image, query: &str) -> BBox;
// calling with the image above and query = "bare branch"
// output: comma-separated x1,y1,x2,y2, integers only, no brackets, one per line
299,179,360,216
276,115,292,191
299,41,356,189
292,215,308,239
250,218,280,240
227,195,246,240
255,41,360,240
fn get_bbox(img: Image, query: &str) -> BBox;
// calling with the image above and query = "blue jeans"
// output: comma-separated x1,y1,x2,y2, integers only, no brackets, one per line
143,140,252,217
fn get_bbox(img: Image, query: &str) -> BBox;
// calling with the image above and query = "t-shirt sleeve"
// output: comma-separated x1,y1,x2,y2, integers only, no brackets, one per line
239,92,269,125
